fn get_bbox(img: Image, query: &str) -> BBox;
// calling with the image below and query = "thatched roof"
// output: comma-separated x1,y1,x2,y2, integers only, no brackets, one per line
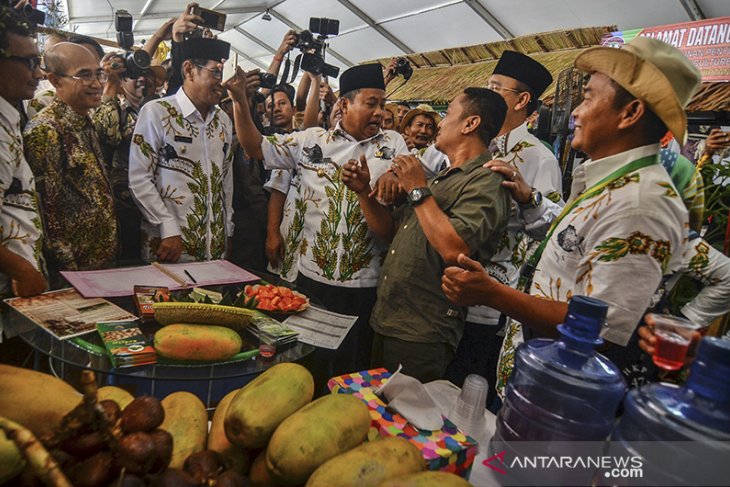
376,25,729,113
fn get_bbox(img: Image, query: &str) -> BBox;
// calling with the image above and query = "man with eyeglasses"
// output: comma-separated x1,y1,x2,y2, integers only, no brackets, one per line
129,37,234,263
24,42,118,286
0,6,47,304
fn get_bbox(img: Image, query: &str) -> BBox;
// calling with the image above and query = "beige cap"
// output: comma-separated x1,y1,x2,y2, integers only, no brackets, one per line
575,36,701,144
399,103,442,134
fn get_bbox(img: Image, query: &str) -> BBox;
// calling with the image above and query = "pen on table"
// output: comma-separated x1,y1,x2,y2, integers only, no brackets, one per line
184,269,197,283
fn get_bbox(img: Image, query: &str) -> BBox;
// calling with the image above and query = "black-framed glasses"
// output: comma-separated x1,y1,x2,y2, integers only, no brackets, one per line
196,64,223,80
55,70,109,84
4,55,42,71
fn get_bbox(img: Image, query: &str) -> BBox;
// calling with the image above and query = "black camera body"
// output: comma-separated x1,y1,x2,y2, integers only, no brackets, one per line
292,18,340,79
1,0,45,25
259,72,277,89
300,52,339,78
393,57,413,81
115,10,151,79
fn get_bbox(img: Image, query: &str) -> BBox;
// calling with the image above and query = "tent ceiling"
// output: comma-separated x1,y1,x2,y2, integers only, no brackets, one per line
64,0,730,89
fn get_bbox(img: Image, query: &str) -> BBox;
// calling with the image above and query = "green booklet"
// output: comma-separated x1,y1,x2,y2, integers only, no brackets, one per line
96,320,157,368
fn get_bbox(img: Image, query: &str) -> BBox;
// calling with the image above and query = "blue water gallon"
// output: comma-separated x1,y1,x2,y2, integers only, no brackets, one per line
609,337,730,485
494,295,627,443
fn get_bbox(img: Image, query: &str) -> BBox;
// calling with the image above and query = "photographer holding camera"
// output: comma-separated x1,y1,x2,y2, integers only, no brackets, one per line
92,17,172,262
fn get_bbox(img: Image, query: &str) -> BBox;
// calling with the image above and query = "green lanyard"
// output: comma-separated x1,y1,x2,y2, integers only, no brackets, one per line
517,154,659,291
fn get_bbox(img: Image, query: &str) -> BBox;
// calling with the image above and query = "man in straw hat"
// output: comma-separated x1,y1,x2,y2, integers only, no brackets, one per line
442,36,701,397
228,62,408,387
129,36,234,263
399,103,441,152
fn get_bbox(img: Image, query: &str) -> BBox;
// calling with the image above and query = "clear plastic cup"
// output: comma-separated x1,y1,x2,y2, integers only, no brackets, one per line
449,374,488,435
258,330,277,359
649,314,700,371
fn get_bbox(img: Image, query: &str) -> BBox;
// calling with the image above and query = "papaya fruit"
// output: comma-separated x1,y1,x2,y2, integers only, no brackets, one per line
208,388,251,475
249,450,280,487
306,437,425,487
224,363,314,449
0,429,24,484
377,471,473,487
159,392,208,469
266,394,371,486
98,386,134,410
0,364,80,437
154,324,242,362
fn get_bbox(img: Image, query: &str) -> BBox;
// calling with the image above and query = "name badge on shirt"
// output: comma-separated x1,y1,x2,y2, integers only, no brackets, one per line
174,135,193,143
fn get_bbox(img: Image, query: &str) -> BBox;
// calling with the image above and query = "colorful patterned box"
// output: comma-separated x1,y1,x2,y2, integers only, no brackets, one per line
327,368,478,478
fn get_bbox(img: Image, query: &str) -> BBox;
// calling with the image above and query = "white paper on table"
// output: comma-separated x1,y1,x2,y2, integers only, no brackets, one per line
282,306,357,350
61,260,259,297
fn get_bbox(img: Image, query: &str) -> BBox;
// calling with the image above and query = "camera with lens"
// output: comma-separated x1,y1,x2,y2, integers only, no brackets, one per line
1,0,46,24
392,57,413,81
115,10,151,78
292,17,340,78
259,72,277,89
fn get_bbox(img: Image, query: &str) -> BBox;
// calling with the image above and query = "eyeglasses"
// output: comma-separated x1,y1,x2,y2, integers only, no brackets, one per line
196,64,223,80
55,70,109,85
4,55,42,71
486,83,522,94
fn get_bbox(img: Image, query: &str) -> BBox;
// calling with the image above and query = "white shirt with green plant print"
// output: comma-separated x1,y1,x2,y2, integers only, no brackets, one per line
0,96,45,298
129,88,234,263
496,143,689,397
261,123,408,287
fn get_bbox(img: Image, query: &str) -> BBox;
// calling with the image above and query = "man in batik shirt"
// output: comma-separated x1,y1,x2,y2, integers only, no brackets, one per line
229,63,409,381
0,6,46,303
129,37,234,263
25,42,118,285
442,37,701,398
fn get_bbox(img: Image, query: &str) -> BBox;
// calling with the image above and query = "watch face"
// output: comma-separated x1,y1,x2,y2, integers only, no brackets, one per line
411,188,423,201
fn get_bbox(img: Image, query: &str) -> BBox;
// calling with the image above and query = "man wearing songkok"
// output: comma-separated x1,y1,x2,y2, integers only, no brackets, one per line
228,62,409,382
441,37,701,397
129,37,234,263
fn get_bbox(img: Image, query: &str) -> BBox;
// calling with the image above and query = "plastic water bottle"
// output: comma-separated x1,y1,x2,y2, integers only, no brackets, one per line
489,296,626,485
493,296,627,443
608,337,730,485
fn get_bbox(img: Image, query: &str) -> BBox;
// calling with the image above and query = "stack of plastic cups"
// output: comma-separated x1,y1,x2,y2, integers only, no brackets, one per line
449,374,488,442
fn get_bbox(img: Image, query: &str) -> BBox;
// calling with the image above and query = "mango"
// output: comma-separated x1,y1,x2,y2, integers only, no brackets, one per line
266,394,371,486
159,392,208,469
225,363,314,449
98,386,134,410
0,429,24,484
208,388,251,475
154,324,242,362
306,437,425,487
377,471,473,487
0,364,80,437
249,450,280,487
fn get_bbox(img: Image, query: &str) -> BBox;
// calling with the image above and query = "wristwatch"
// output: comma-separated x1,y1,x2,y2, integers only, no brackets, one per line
407,187,432,206
519,187,543,209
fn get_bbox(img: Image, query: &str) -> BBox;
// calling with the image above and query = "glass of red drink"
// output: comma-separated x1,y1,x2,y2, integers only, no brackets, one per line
649,314,700,371
258,330,277,359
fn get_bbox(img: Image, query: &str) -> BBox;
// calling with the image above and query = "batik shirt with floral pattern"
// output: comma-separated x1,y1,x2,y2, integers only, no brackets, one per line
496,144,688,397
0,96,45,296
469,122,563,325
129,88,234,262
261,123,408,287
24,98,118,274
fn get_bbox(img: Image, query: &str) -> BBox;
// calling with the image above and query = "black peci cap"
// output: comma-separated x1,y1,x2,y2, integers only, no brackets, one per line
180,37,230,63
339,63,385,96
492,51,553,98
